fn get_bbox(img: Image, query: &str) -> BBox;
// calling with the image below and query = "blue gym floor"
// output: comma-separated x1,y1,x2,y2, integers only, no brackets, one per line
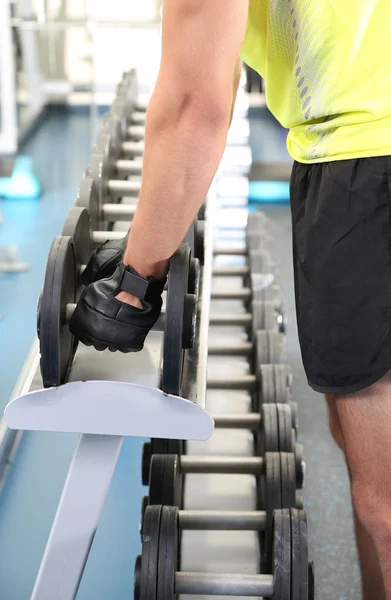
0,106,360,599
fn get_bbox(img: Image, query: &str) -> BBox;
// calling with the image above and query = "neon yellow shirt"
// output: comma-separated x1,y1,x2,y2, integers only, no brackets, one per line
240,1,391,163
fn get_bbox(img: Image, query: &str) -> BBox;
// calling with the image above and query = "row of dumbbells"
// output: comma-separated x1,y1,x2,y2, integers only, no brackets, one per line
59,71,314,597
138,207,313,598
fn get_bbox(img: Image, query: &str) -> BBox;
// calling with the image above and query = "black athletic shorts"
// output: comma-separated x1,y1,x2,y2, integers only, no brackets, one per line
290,156,391,395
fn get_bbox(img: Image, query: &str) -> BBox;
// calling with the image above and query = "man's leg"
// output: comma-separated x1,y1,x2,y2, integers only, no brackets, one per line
326,395,386,600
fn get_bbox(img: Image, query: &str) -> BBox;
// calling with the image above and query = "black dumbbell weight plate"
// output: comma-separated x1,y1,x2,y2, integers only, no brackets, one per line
308,562,315,600
252,300,277,333
260,404,279,453
269,331,285,363
77,177,100,231
100,116,125,154
162,244,191,396
138,505,162,600
295,443,305,490
194,221,205,264
273,510,292,600
259,365,275,404
259,364,292,405
142,440,184,485
276,404,293,452
142,442,153,486
289,401,299,433
157,506,179,600
184,222,195,258
149,454,183,508
142,439,185,486
39,236,77,388
275,364,292,403
260,452,282,524
62,206,93,285
197,203,206,220
182,293,197,350
290,509,309,600
90,149,110,218
151,439,185,458
134,555,142,600
140,496,149,540
260,452,284,570
280,452,297,509
188,258,200,296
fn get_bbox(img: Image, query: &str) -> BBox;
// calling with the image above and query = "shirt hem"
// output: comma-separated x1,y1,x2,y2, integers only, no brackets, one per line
291,149,391,165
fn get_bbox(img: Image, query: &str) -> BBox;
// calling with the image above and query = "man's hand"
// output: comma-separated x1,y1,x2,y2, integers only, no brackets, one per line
120,0,249,306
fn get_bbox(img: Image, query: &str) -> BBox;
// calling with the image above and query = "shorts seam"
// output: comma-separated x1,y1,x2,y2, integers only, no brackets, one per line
308,361,391,396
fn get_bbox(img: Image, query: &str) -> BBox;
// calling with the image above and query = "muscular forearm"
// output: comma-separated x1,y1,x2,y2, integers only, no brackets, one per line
124,85,232,277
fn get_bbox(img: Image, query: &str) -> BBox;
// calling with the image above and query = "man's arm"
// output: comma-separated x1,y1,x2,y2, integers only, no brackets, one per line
230,56,243,126
121,0,249,302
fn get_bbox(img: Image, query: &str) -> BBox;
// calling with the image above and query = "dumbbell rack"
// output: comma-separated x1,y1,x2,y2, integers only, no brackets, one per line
2,69,314,599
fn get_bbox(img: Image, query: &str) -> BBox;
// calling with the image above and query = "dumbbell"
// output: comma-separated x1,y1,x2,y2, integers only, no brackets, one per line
144,451,302,525
212,363,294,418
38,216,197,393
136,505,314,600
46,208,287,391
208,363,295,416
141,452,303,569
141,400,303,487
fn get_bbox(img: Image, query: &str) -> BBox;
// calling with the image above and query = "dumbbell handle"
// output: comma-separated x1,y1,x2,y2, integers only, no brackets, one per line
213,413,261,429
209,313,252,326
213,266,249,277
142,493,303,536
107,179,141,197
213,244,247,256
102,203,137,220
115,160,142,176
175,572,273,597
178,509,266,530
180,455,263,475
211,288,251,300
131,111,146,124
208,341,253,356
128,125,145,140
122,140,144,157
207,375,257,390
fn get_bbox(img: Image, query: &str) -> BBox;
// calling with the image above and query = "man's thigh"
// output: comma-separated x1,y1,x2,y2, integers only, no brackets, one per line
335,370,391,495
